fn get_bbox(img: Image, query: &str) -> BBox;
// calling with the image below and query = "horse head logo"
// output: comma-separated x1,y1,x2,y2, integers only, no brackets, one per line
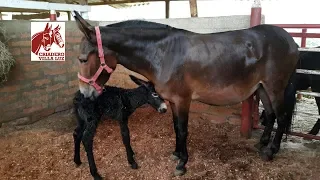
52,24,65,48
31,22,64,55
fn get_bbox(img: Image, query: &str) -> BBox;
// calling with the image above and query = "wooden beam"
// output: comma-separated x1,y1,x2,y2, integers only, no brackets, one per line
165,0,169,18
89,0,159,5
189,0,198,17
12,11,61,20
0,0,90,12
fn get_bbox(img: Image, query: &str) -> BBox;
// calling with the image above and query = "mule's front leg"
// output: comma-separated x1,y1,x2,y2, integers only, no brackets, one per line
82,121,102,180
119,118,138,169
172,99,191,176
169,102,181,161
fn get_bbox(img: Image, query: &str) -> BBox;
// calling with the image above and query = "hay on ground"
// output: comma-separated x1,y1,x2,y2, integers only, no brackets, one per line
0,26,15,85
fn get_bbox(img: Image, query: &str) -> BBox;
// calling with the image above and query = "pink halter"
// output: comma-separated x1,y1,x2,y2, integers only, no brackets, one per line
78,26,113,94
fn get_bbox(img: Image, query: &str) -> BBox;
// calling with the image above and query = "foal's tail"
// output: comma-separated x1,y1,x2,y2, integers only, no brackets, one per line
283,69,298,135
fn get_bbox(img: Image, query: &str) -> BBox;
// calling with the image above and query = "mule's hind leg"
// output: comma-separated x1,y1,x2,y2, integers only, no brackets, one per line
82,121,102,180
308,96,320,135
255,85,276,151
119,117,138,169
261,81,296,161
259,110,268,126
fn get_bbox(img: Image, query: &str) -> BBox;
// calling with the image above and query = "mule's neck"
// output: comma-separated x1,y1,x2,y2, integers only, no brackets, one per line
99,26,175,82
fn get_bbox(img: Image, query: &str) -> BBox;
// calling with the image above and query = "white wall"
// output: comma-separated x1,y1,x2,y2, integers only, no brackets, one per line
99,15,265,33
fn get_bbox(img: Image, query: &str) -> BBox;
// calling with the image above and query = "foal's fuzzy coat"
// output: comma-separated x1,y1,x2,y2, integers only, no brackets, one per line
73,75,167,180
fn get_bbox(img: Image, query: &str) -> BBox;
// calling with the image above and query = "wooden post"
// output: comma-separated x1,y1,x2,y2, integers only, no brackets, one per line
241,0,262,138
67,11,71,20
189,0,198,17
50,10,57,21
165,0,170,18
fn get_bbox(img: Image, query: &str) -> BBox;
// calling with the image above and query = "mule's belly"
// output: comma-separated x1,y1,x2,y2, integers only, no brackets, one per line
192,84,259,106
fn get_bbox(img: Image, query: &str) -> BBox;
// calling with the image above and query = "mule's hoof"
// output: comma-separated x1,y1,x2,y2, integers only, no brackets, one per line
254,143,264,151
131,162,139,169
259,148,273,161
93,174,103,180
174,167,187,176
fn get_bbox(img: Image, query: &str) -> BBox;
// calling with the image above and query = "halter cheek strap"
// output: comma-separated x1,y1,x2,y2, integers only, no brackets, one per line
78,26,114,94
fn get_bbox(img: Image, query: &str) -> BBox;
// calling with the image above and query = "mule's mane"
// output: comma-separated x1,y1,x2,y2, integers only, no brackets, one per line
106,20,173,29
103,20,189,41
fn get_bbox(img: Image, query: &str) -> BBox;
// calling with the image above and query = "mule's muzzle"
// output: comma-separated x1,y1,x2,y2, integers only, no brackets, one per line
158,103,167,113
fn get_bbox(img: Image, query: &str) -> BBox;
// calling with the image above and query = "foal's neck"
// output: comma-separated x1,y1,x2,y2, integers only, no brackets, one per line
126,87,148,110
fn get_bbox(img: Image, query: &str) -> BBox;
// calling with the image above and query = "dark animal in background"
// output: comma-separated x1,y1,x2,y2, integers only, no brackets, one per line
73,11,299,177
260,48,320,136
73,75,167,180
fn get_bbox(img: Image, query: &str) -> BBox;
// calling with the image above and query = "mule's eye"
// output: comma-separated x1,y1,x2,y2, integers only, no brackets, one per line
151,93,159,98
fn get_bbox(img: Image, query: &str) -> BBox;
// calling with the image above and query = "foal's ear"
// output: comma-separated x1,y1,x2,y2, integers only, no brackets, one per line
129,75,148,86
72,11,95,41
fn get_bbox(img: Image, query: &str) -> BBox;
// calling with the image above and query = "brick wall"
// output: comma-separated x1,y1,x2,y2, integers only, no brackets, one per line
0,20,150,124
0,20,91,123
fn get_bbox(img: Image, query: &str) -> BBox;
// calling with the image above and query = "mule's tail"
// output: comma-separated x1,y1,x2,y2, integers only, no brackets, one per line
283,69,298,135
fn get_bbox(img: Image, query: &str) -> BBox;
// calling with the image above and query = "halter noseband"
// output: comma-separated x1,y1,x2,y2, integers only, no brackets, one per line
78,26,113,94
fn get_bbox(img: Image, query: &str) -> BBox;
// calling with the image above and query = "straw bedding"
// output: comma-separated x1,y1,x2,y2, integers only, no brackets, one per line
0,25,15,85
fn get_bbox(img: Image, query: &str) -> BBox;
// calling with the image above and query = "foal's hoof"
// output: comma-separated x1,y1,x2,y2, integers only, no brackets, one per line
94,174,103,180
131,162,139,169
259,147,274,162
174,167,187,176
74,159,82,167
170,152,180,161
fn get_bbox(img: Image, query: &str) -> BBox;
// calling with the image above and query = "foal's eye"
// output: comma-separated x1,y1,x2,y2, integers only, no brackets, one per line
151,93,159,98
78,58,88,63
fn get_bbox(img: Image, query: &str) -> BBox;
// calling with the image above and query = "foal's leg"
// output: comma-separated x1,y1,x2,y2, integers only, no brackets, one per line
308,96,320,135
172,99,191,176
73,117,85,166
169,102,181,161
119,117,138,169
82,121,102,180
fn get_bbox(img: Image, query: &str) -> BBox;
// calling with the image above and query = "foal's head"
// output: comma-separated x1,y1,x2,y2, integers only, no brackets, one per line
129,75,167,113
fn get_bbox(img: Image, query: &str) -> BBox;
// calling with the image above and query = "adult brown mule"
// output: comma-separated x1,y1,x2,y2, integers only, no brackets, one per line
72,11,299,179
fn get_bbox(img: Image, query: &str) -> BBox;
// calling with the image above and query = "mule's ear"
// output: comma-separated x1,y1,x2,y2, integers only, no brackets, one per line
129,75,148,86
44,23,49,30
72,11,94,41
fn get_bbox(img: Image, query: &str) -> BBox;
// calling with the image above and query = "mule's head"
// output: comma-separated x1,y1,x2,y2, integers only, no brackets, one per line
129,75,167,113
73,11,117,99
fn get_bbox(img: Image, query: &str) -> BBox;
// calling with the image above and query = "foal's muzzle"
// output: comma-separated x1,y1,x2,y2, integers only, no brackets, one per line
157,103,167,113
